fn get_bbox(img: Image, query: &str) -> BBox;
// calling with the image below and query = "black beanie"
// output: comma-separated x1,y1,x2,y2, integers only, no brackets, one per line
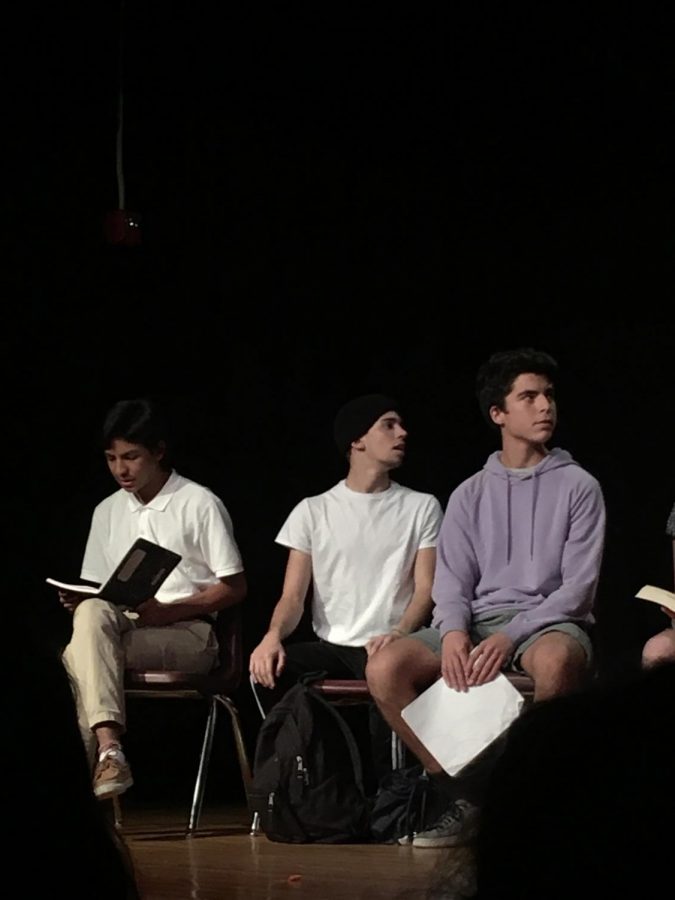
333,393,400,456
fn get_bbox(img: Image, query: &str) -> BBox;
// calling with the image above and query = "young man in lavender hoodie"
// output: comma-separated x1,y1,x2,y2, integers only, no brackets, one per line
366,348,606,847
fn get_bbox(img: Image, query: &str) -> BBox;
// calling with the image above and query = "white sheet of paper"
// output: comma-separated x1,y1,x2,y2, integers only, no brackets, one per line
401,674,525,776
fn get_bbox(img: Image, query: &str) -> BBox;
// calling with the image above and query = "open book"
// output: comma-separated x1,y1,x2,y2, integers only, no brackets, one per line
636,584,675,615
46,538,181,609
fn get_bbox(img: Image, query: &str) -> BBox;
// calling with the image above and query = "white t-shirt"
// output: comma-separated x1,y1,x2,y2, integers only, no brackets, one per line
276,480,443,646
81,471,243,604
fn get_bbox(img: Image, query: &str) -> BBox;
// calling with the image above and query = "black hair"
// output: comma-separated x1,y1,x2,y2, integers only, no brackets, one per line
101,398,171,469
475,347,558,428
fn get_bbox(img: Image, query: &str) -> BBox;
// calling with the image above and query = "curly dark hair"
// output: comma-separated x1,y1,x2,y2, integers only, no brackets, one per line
475,347,558,428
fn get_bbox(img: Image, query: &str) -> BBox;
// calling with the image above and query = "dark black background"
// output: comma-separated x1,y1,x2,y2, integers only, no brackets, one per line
7,4,674,806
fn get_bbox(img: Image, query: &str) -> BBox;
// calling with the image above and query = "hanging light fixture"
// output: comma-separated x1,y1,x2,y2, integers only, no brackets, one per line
104,0,142,246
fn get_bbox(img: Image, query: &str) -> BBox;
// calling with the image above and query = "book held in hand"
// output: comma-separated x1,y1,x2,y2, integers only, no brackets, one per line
636,584,675,615
46,538,182,609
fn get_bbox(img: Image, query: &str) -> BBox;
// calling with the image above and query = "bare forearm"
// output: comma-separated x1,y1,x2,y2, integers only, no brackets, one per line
267,595,305,641
393,592,433,635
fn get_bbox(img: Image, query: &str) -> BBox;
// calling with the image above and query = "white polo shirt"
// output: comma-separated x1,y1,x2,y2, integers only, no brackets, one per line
81,471,243,604
277,480,443,646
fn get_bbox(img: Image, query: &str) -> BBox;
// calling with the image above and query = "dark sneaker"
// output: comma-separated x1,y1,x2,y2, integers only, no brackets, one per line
410,799,480,848
93,750,133,799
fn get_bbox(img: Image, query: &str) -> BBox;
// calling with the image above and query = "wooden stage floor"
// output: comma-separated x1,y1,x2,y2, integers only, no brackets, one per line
118,802,475,899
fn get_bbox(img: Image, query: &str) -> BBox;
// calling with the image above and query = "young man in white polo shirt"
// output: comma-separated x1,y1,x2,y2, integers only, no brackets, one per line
58,398,247,799
249,393,443,779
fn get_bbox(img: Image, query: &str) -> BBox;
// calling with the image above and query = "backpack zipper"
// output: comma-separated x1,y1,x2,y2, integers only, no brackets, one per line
296,755,309,785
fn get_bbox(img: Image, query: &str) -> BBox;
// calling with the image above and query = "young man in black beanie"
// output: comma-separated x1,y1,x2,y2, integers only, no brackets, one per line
249,393,442,780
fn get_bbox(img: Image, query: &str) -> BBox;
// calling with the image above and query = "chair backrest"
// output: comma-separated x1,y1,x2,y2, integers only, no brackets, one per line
210,604,243,690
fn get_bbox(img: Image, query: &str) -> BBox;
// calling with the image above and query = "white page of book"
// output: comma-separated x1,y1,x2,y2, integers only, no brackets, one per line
636,584,675,613
45,578,100,594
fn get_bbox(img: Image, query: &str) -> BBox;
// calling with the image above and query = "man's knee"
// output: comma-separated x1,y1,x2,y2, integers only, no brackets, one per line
522,632,588,684
365,638,439,701
365,646,399,696
72,598,119,631
642,630,675,668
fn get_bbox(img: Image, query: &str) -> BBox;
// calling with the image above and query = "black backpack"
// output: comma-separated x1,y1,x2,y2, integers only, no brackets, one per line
249,680,371,843
369,763,432,843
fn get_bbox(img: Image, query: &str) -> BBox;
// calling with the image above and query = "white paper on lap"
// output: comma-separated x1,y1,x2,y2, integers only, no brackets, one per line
401,674,525,776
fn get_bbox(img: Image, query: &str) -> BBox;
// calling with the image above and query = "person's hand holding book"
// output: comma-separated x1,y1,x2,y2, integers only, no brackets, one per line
57,586,99,613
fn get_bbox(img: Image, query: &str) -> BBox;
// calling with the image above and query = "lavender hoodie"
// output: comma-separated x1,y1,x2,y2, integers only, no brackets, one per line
432,448,606,646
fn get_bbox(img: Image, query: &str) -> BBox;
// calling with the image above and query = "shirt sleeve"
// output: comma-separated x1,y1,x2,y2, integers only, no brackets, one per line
418,496,444,549
196,496,244,577
431,488,479,637
275,499,312,554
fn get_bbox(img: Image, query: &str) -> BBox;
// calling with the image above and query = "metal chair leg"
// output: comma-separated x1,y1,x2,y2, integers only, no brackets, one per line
186,698,218,836
216,695,253,790
112,794,123,830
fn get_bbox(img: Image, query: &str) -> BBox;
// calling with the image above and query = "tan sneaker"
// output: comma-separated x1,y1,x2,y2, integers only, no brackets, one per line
93,750,133,799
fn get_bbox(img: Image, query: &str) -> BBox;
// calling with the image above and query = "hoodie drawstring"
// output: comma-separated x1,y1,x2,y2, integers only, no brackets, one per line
506,475,512,564
530,473,539,560
505,470,539,563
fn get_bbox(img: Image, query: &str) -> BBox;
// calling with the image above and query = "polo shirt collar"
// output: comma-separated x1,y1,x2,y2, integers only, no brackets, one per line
126,470,181,513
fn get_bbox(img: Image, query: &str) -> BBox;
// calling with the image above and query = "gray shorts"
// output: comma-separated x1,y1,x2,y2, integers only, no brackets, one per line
410,609,593,672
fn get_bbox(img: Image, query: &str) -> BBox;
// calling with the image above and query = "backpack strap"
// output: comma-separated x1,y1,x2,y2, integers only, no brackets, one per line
402,772,431,842
303,684,367,795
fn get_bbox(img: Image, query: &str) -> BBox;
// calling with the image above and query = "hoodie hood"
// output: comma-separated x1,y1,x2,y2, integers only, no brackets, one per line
483,448,578,562
484,447,577,479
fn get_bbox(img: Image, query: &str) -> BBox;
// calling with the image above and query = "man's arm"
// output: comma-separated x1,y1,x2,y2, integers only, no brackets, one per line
432,491,481,691
136,487,247,626
500,480,606,647
134,572,247,626
365,547,436,656
432,492,479,637
249,549,312,689
395,547,436,633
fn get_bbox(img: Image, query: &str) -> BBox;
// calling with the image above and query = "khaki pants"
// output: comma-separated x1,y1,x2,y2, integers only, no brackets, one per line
62,598,218,762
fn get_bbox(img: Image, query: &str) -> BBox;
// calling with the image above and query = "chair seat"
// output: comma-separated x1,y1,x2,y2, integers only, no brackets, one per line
311,678,371,699
313,675,535,699
505,672,535,701
125,670,230,692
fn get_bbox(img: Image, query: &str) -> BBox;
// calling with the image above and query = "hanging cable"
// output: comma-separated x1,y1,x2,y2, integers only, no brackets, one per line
115,0,126,211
